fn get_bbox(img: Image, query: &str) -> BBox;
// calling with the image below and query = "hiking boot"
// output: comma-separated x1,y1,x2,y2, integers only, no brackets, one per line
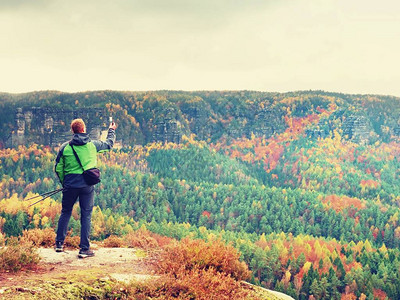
55,241,63,252
78,249,95,258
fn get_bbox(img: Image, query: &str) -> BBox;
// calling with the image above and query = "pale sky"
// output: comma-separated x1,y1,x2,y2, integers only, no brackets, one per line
1,0,400,96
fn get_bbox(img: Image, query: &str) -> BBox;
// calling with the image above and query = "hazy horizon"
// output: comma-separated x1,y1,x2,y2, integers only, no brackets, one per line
2,0,400,97
2,89,400,99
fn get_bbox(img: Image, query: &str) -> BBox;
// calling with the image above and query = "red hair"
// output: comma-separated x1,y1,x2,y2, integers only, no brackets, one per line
71,119,85,133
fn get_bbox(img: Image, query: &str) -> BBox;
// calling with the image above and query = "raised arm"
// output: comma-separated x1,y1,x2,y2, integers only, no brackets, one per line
92,123,116,152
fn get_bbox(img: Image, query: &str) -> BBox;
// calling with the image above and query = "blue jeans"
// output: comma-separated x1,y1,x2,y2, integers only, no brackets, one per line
56,186,94,250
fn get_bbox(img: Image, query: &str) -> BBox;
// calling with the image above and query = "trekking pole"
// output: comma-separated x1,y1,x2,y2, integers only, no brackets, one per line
27,188,64,207
24,188,64,201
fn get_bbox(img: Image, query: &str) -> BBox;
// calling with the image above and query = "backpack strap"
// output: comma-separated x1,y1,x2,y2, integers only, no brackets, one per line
70,143,85,171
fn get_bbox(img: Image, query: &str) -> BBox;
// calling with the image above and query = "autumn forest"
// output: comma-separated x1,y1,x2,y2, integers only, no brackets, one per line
1,90,400,299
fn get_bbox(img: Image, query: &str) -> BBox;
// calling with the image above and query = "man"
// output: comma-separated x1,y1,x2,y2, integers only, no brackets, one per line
55,118,116,258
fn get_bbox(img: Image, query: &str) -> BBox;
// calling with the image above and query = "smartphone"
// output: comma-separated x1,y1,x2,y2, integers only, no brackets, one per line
109,117,113,123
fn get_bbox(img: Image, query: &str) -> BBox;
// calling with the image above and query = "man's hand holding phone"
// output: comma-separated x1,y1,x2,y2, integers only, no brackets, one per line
109,117,117,130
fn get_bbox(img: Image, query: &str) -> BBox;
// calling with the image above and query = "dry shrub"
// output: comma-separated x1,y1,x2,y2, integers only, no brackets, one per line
0,232,5,247
158,238,250,281
21,228,56,247
102,235,125,247
135,238,256,300
21,228,80,249
125,229,159,250
161,267,252,300
123,277,168,300
64,235,80,249
125,228,174,250
126,237,256,300
0,237,40,272
149,232,173,248
126,270,253,300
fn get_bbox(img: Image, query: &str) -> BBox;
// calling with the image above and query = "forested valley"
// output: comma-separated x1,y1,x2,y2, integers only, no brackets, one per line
1,90,400,299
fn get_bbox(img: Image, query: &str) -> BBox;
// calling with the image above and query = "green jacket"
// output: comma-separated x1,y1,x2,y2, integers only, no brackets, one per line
55,129,115,188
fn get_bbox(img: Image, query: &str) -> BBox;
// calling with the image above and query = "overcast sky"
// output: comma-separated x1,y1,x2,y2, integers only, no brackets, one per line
1,0,400,96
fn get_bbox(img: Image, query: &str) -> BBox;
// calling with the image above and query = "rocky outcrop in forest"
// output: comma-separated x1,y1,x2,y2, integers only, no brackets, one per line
1,90,399,148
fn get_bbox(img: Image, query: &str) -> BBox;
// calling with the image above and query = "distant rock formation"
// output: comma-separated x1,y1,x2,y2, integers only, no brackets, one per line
342,115,370,143
251,108,281,138
180,104,211,140
8,107,108,147
306,128,329,139
394,124,400,137
153,107,182,144
6,98,398,148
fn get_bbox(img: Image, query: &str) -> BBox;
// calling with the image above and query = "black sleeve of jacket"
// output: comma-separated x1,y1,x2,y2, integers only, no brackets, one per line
92,128,116,152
